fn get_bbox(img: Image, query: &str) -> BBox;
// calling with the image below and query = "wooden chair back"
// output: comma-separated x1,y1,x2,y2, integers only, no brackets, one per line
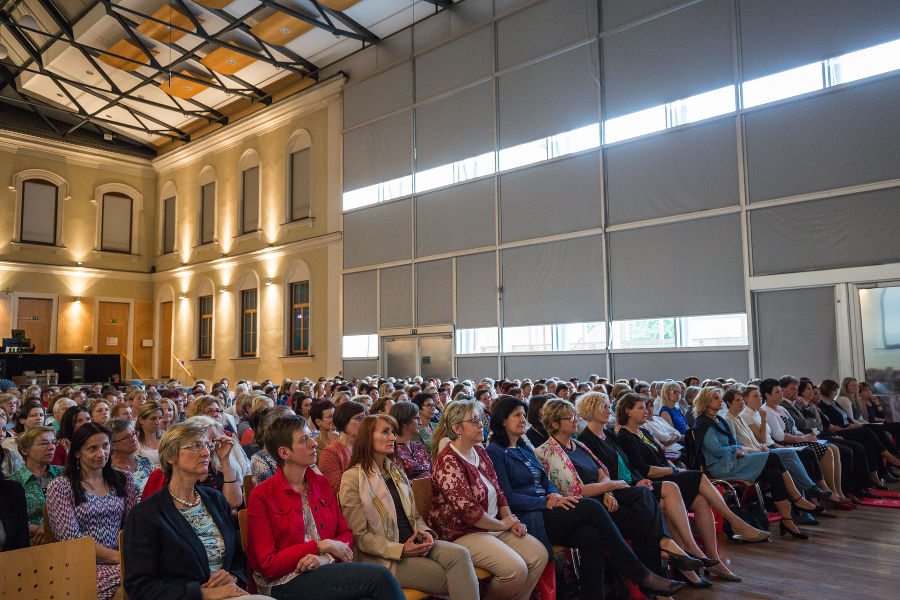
410,477,432,518
116,530,128,600
0,536,97,599
42,504,56,544
242,474,254,504
237,509,258,594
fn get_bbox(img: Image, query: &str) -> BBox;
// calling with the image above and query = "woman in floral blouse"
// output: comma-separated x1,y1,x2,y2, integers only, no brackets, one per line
429,399,547,600
390,401,432,480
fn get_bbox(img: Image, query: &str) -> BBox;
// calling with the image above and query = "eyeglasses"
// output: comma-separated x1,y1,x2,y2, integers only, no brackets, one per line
204,408,224,415
422,403,436,408
563,414,578,423
34,440,58,449
181,441,216,452
112,431,137,443
461,418,482,427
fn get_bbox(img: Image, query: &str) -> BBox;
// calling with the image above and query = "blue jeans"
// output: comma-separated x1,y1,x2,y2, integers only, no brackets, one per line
271,563,403,600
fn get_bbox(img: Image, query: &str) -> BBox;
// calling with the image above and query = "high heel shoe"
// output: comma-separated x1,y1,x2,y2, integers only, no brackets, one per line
674,569,713,588
790,494,817,511
639,572,686,598
686,553,720,568
732,527,770,543
663,551,704,571
805,486,832,501
779,517,808,540
706,565,742,582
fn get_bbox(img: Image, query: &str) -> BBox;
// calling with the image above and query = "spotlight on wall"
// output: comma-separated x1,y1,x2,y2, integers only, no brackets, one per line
74,296,82,303
265,278,273,286
218,286,228,293
178,294,186,300
76,261,83,265
0,45,8,61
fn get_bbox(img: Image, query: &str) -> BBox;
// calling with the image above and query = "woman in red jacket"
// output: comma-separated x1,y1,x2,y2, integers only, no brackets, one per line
246,414,403,600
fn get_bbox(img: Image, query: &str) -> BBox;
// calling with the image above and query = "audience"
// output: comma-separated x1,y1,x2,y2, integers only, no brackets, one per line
250,405,295,485
106,418,154,497
0,463,29,551
390,401,432,480
411,392,438,453
135,402,164,468
9,425,61,545
318,400,366,496
52,404,91,466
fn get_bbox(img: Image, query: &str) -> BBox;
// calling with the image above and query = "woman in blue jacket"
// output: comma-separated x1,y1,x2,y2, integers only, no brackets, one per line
694,388,809,540
486,396,684,600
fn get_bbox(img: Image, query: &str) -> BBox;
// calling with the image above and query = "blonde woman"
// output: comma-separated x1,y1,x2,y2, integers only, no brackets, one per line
187,394,235,436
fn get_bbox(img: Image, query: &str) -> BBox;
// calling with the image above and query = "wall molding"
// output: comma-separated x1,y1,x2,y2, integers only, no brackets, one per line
0,131,155,178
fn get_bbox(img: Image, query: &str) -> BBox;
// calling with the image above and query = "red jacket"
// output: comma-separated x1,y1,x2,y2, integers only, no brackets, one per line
429,443,509,542
247,466,353,579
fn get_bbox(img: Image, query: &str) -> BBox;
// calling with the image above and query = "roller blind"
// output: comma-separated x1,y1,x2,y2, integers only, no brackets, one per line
608,214,744,320
745,77,900,203
497,0,597,70
612,350,749,382
343,111,412,193
501,235,605,327
415,178,495,257
602,0,733,118
456,252,498,328
498,44,599,149
101,193,132,252
500,151,603,243
755,287,837,382
606,118,739,225
343,359,379,379
750,188,900,276
416,259,453,326
740,0,900,79
380,265,413,329
504,354,606,381
415,81,495,172
241,167,259,233
344,63,412,128
163,196,176,254
290,149,311,221
457,356,499,381
200,183,215,244
343,199,412,269
20,180,57,244
601,0,683,31
415,26,493,101
343,271,378,335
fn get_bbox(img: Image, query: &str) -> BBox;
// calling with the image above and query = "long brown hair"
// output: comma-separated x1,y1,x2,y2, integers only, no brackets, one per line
347,415,398,474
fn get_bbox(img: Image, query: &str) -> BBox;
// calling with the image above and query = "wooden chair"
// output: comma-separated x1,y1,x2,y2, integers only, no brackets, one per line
242,474,254,504
0,536,97,599
115,530,128,600
237,508,258,594
42,504,56,544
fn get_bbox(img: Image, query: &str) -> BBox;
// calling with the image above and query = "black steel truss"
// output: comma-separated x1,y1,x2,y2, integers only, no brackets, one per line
0,0,382,146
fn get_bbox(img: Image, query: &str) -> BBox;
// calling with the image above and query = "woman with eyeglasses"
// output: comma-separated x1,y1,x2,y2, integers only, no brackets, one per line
136,402,164,468
411,392,437,454
430,399,548,600
319,401,367,497
247,414,404,600
9,425,62,545
390,401,432,480
123,420,271,600
107,418,154,497
188,395,235,436
46,422,136,599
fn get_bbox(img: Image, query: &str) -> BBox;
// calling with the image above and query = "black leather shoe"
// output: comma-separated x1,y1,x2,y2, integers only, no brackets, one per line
665,552,705,571
687,553,720,568
806,486,833,501
884,472,900,483
639,573,686,597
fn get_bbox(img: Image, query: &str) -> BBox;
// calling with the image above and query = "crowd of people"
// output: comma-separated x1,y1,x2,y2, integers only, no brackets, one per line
0,372,897,600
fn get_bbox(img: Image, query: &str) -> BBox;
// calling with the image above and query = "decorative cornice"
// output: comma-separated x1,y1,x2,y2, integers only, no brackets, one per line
152,75,347,173
0,259,152,282
0,131,155,179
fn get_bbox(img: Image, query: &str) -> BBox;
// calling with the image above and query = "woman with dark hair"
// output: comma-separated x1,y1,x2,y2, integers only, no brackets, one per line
292,392,313,420
525,395,551,448
46,422,136,599
340,415,478,598
14,400,46,434
390,401,432,480
310,399,337,452
249,406,294,485
487,396,685,599
247,415,403,600
411,392,437,453
319,401,367,496
135,402,164,468
0,458,29,550
52,404,92,466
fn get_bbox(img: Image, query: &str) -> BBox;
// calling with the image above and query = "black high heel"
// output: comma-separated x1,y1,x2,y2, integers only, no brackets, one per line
686,552,720,568
779,517,808,540
664,551,705,571
638,572,686,598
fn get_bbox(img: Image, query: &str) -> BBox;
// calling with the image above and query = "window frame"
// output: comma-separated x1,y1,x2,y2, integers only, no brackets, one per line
289,280,310,355
99,191,134,254
240,288,258,357
240,166,260,235
288,148,312,222
19,178,60,246
198,295,213,359
162,195,176,255
199,181,216,246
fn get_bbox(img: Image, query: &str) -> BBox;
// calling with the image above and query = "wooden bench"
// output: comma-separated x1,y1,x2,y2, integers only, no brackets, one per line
0,536,97,599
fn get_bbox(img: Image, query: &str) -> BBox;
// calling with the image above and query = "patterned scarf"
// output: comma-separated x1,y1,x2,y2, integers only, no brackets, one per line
358,458,415,544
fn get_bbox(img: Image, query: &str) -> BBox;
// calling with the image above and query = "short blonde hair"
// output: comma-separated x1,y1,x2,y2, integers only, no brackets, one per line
187,395,224,424
542,398,576,436
575,391,608,421
251,395,275,414
659,381,681,408
158,420,209,479
438,399,481,441
693,387,722,418
16,425,55,456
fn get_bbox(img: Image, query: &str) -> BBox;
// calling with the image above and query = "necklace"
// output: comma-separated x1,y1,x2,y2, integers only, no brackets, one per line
169,486,200,507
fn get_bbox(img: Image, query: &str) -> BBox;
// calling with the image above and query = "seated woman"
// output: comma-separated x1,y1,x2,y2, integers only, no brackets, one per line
188,395,238,438
246,414,403,600
430,399,548,600
340,415,479,598
0,463,29,551
411,392,437,454
694,388,809,540
319,401,366,497
142,416,245,508
15,400,47,434
534,398,706,583
123,420,271,600
643,409,684,461
136,402,164,468
658,382,688,436
250,406,294,486
46,423,136,599
88,399,111,426
310,400,338,453
106,419,154,497
525,395,552,448
390,401,432,480
52,404,91,466
158,397,178,432
576,393,751,582
9,425,63,545
487,396,684,598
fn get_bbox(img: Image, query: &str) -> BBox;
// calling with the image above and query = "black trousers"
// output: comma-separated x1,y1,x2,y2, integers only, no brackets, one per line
543,497,651,599
836,426,889,475
608,485,670,576
757,452,789,501
795,445,823,482
829,437,870,494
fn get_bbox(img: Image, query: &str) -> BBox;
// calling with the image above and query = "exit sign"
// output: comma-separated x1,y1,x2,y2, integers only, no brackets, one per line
410,329,417,335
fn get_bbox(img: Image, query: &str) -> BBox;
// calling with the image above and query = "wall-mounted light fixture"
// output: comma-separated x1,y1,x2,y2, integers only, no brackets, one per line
74,296,82,303
178,294,186,300
219,286,228,293
265,278,273,286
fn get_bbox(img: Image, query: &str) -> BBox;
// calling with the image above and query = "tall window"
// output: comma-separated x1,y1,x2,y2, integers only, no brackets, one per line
240,289,257,356
100,192,133,253
289,281,310,355
241,167,259,234
162,196,176,254
200,182,215,245
21,179,58,245
198,295,213,358
289,148,311,221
